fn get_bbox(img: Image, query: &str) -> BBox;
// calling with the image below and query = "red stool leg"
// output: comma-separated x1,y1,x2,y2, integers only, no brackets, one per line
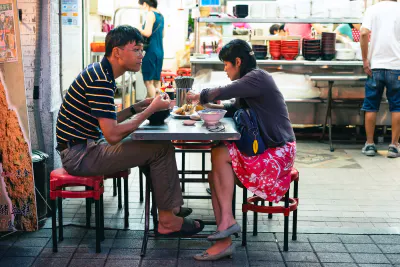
113,178,117,196
253,197,258,236
58,197,63,241
242,189,248,247
95,198,101,253
201,152,206,180
268,202,273,219
141,178,151,257
292,180,298,241
181,152,185,192
85,186,91,228
283,190,290,252
139,169,144,202
117,178,122,209
51,197,58,252
100,194,105,241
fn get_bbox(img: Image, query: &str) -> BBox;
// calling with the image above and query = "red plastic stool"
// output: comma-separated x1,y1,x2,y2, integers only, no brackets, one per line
177,68,191,76
161,70,177,83
104,169,131,228
242,168,299,252
50,168,105,253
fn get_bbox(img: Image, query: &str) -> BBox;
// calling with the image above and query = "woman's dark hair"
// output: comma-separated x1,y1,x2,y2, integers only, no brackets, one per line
279,24,285,32
269,24,280,35
105,25,144,57
138,0,157,8
219,39,257,78
349,23,354,29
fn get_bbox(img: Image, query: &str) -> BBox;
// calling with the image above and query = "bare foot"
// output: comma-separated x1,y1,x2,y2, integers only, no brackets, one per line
206,238,232,255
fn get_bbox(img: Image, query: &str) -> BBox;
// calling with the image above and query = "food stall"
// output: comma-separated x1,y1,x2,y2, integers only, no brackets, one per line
190,0,391,127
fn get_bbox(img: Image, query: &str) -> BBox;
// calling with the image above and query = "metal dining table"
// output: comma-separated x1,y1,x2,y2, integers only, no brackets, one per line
132,116,241,255
131,117,241,141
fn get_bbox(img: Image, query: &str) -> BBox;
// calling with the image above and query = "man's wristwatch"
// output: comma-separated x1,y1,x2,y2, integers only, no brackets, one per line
130,105,137,115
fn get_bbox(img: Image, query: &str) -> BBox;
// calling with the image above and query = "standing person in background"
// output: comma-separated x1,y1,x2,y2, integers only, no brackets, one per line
335,24,362,42
138,0,164,98
360,0,400,158
269,24,286,36
284,23,324,39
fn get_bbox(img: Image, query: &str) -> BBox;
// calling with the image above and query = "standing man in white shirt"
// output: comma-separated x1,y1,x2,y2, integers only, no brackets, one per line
360,0,400,158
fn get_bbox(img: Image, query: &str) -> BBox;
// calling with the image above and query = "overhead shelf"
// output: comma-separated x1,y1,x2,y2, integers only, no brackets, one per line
197,18,363,24
190,57,363,66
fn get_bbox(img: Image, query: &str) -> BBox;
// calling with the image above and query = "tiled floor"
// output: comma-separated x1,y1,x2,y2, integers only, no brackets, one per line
1,228,400,266
56,140,400,235
1,140,400,266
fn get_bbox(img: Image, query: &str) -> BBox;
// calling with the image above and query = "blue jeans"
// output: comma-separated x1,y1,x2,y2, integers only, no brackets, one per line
361,69,400,112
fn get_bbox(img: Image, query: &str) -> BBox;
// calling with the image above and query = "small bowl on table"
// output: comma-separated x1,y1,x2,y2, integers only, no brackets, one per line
197,109,227,125
148,109,170,126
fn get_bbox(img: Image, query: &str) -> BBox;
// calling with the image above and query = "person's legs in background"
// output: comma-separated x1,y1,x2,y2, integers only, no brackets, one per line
144,80,156,98
153,80,161,91
365,112,377,144
385,69,400,158
361,70,385,156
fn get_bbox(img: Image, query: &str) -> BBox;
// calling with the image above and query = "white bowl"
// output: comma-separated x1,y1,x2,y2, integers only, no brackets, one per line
197,109,227,125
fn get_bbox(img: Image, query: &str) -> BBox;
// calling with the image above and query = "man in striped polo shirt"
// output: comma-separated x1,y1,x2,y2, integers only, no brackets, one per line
56,25,203,236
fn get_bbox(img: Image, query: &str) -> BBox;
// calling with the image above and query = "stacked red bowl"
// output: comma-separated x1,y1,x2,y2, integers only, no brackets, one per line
321,32,336,61
302,39,321,61
269,40,282,60
281,40,299,60
252,45,268,60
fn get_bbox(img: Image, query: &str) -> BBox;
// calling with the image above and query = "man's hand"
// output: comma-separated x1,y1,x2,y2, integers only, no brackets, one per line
133,98,153,113
148,94,171,112
363,59,372,76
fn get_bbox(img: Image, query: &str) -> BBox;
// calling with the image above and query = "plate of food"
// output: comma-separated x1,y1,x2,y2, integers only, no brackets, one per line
171,104,204,119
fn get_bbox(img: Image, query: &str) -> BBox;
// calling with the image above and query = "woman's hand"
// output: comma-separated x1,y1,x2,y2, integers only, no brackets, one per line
186,91,200,103
148,94,171,112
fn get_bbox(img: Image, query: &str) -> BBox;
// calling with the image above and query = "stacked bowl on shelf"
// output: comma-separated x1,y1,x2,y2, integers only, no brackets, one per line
302,39,321,61
252,45,268,59
281,40,299,60
269,40,299,60
321,32,336,60
269,40,282,60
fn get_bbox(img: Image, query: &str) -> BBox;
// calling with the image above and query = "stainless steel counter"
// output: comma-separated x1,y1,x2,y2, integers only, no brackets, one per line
190,57,364,77
191,57,363,66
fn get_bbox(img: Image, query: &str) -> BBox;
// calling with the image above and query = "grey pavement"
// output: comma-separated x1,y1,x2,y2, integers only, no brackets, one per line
1,140,400,266
1,228,400,266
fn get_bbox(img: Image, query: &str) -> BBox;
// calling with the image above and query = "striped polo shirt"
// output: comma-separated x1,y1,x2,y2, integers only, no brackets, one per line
56,57,117,145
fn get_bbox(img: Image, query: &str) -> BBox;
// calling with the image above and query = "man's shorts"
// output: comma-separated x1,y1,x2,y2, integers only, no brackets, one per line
361,69,400,112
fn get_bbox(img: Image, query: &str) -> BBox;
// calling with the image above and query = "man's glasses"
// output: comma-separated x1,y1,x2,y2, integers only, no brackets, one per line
118,47,146,57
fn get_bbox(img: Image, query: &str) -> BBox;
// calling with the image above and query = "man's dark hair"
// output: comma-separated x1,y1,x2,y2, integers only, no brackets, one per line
105,25,144,57
219,39,257,78
138,0,158,8
269,24,280,35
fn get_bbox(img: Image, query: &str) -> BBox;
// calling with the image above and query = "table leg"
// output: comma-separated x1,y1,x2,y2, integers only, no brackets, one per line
328,81,334,152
